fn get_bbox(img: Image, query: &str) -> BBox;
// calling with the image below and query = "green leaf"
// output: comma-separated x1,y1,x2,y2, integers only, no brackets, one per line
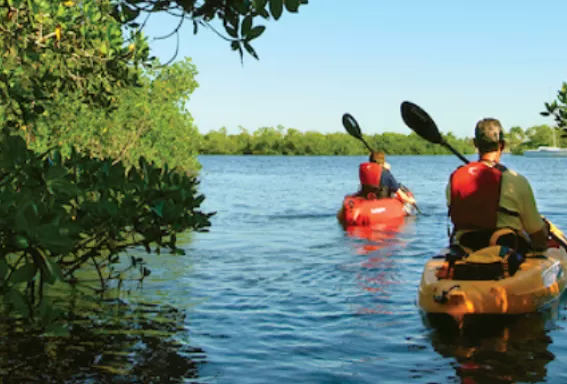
244,42,259,60
15,202,38,235
225,24,238,38
253,0,268,10
0,258,8,281
45,164,68,180
37,249,64,285
151,200,166,217
44,322,71,337
284,0,300,12
14,235,29,250
241,15,253,35
122,4,140,23
10,262,37,285
6,289,29,318
269,0,283,19
246,26,266,41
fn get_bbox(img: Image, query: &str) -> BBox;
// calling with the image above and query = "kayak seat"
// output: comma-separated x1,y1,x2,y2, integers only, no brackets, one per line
457,228,530,255
437,228,529,281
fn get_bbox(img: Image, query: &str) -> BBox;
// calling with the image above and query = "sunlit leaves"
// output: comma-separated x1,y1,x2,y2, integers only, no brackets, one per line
541,82,567,131
0,0,151,133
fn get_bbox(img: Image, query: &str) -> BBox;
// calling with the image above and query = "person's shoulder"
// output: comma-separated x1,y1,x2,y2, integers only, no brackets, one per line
502,166,524,180
502,166,533,188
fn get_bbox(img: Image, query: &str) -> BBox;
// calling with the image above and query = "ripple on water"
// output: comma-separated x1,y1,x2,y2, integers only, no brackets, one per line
173,155,567,383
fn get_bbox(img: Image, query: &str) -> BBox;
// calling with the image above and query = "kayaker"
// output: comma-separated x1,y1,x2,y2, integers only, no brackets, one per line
446,118,548,253
367,152,415,205
336,160,416,225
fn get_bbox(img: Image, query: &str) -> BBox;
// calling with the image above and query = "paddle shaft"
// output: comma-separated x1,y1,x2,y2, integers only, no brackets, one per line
443,142,471,164
360,138,374,153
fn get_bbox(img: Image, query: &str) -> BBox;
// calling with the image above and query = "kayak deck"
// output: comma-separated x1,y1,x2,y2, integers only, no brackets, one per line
418,246,567,318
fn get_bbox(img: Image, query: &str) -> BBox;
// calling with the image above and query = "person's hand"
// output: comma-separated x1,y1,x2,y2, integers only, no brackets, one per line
408,197,416,205
384,162,391,170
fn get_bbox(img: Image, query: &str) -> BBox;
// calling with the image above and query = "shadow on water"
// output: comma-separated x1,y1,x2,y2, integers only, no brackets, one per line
0,287,206,383
422,298,566,384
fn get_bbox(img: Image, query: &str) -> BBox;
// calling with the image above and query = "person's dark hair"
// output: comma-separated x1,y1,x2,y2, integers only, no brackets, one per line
369,152,385,165
474,118,505,154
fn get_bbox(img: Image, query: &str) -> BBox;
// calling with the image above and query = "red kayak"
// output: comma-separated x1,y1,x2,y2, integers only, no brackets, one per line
337,186,416,228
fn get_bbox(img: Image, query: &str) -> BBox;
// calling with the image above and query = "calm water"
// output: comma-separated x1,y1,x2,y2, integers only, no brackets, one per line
141,155,567,383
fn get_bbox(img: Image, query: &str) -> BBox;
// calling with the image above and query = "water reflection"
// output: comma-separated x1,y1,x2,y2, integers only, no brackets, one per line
423,300,563,384
0,299,206,383
343,217,408,254
341,219,416,315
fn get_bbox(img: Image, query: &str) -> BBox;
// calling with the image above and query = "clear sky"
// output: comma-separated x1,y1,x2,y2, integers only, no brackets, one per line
143,1,567,138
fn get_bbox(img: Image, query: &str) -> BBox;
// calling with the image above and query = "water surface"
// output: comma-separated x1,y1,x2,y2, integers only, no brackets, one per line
165,154,567,384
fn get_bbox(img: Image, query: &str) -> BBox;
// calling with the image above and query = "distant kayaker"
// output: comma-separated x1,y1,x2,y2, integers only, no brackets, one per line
446,118,549,253
366,152,415,205
336,157,416,226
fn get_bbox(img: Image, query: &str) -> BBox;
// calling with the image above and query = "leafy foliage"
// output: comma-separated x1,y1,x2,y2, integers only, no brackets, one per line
114,0,309,62
0,0,150,135
0,0,226,332
507,124,566,154
0,130,213,331
541,82,567,137
199,123,567,156
31,58,202,173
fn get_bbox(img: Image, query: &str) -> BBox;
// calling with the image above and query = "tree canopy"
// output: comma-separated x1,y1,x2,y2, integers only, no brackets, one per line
199,126,477,155
196,123,563,156
0,0,308,335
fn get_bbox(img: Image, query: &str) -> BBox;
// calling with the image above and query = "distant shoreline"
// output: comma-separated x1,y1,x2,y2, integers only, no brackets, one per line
197,153,476,156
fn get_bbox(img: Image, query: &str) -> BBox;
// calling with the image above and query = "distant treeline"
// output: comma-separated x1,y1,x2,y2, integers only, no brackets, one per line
198,124,565,156
199,126,476,155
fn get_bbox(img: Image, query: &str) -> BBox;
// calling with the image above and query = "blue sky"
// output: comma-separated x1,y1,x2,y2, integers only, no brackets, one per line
143,1,566,138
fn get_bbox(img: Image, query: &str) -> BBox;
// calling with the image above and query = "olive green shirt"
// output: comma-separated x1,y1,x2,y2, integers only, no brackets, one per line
446,166,545,235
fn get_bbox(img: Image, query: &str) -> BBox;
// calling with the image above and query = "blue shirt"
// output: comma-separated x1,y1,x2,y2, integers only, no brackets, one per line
380,169,400,192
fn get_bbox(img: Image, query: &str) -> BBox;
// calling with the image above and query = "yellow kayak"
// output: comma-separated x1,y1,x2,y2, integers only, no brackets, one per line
418,226,567,320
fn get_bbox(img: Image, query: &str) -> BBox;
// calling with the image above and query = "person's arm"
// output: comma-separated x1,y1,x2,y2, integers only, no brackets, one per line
385,171,416,205
518,176,548,250
395,188,416,205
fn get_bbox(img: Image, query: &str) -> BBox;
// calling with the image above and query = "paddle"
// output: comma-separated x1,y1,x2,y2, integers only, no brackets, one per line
341,112,421,214
342,113,374,152
399,100,567,250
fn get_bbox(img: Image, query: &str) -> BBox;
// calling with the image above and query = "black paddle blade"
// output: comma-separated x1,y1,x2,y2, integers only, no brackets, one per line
342,113,362,139
400,101,444,144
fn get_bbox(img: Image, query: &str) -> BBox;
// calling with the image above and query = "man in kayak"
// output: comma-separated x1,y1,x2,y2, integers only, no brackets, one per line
446,118,548,253
336,158,416,225
367,152,414,204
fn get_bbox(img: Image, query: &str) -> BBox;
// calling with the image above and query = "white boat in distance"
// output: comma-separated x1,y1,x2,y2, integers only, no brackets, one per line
523,126,567,157
523,146,567,157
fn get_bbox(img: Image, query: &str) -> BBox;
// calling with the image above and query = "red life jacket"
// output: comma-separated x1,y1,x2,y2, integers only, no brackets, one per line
359,162,382,186
449,161,519,231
